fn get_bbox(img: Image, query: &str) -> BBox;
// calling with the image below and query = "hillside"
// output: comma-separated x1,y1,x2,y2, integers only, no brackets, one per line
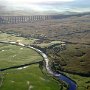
0,13,90,44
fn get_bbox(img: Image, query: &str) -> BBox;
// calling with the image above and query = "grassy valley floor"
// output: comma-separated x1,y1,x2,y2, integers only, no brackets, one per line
0,43,42,69
0,43,64,90
0,65,61,90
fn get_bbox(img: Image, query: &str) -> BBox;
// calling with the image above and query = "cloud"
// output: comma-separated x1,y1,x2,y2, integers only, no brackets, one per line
0,0,90,13
6,0,74,4
0,1,7,11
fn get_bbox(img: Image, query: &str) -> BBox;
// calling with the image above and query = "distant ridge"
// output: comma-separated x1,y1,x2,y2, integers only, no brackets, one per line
0,10,90,16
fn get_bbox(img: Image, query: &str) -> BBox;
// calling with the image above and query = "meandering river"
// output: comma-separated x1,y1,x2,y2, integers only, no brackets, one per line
0,41,77,90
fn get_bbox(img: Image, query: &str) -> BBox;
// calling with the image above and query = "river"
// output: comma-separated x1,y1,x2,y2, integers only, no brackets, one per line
0,41,77,90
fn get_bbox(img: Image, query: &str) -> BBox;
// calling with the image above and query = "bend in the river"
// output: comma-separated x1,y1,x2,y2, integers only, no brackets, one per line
0,41,77,90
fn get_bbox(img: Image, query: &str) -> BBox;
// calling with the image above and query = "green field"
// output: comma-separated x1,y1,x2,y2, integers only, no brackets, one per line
0,65,61,90
0,43,64,90
0,43,42,69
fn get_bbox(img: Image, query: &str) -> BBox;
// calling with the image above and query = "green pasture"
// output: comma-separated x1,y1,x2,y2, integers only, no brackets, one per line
0,43,63,90
0,43,42,69
0,65,61,90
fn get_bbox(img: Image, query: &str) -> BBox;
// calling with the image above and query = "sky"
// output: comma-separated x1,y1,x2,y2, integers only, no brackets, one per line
0,0,90,13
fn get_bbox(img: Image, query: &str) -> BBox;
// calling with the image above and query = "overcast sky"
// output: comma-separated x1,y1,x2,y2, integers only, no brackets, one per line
0,0,90,13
